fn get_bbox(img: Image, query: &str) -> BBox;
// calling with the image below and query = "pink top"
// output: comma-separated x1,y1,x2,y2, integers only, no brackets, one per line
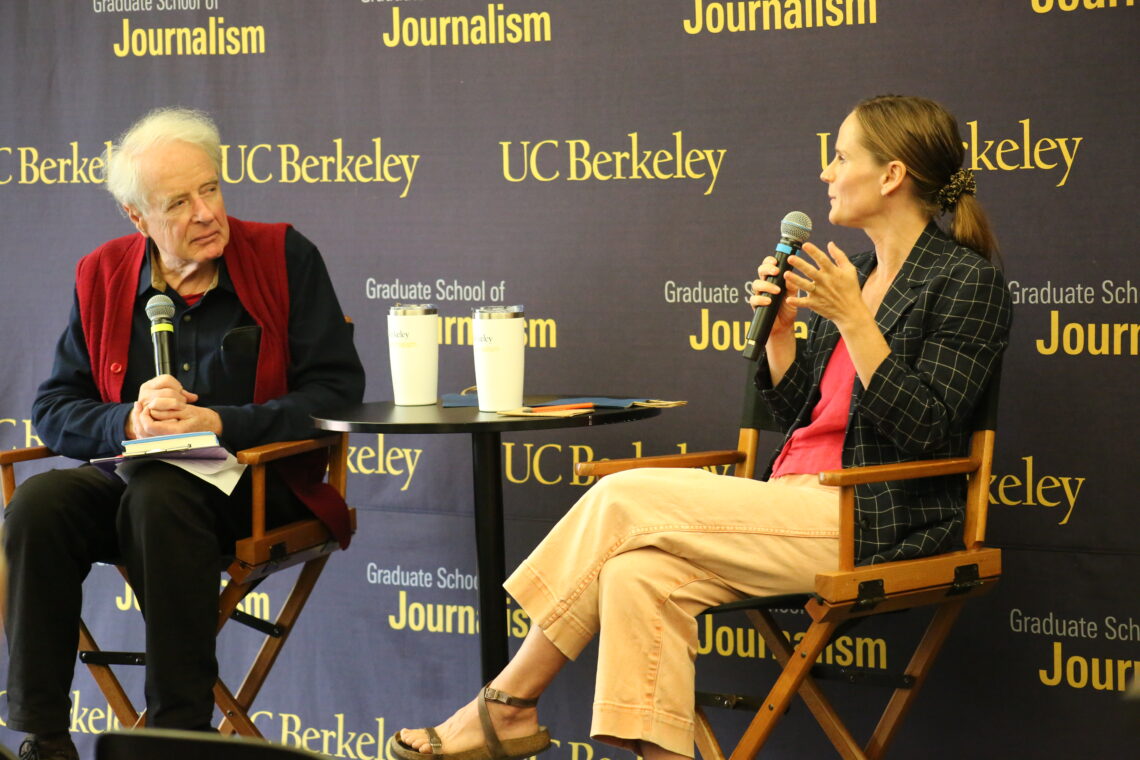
771,338,857,477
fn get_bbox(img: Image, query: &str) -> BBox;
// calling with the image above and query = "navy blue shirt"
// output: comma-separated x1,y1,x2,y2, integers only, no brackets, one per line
33,227,365,460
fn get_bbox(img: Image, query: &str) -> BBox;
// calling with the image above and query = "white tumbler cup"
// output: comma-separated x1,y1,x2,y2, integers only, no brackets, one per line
388,304,439,406
472,305,526,412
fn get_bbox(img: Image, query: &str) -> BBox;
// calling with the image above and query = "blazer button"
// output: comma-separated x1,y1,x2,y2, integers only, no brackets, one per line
110,362,124,374
859,518,871,530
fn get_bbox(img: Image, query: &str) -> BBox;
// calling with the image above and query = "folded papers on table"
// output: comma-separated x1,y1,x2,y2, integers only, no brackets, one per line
440,394,685,409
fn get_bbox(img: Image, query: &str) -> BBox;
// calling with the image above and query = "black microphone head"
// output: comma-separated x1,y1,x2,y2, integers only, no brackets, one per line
780,211,812,244
145,294,176,323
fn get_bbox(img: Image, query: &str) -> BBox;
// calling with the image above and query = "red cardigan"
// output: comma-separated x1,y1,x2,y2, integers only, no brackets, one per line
77,217,290,404
74,217,351,548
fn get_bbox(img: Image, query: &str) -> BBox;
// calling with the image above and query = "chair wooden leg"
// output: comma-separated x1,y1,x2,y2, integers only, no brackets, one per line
694,705,726,760
78,620,144,729
863,599,965,759
217,577,254,632
217,555,330,736
214,678,263,738
728,617,839,760
748,611,865,760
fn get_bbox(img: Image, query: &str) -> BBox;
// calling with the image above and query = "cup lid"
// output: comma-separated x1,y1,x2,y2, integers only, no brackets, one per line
472,304,525,318
390,303,438,315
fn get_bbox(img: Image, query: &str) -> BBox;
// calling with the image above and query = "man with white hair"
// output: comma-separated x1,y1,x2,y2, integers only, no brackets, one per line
2,107,365,760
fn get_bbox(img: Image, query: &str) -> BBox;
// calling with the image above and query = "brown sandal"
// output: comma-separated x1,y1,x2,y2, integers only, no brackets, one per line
389,685,552,760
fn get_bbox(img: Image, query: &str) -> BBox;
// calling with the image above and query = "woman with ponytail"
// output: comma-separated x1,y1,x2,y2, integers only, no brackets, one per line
388,96,1011,760
851,93,1000,261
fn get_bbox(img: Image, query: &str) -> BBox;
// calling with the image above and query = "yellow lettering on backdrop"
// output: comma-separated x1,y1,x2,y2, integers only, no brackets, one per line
1032,0,1135,14
113,17,266,57
0,418,44,448
1039,640,1138,691
683,0,878,34
988,455,1085,525
689,309,807,351
819,120,1083,187
382,4,552,48
1034,310,1140,356
348,435,422,491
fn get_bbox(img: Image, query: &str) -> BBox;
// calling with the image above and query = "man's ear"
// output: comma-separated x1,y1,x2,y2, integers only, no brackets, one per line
125,205,147,236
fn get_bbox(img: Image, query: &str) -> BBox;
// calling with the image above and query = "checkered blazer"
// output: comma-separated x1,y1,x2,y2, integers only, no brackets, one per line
759,223,1012,564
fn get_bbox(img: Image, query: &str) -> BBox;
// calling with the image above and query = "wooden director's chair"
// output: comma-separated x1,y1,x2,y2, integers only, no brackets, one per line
576,363,1002,759
0,433,353,739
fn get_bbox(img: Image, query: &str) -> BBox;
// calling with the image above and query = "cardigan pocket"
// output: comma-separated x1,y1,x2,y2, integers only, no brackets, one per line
219,325,261,403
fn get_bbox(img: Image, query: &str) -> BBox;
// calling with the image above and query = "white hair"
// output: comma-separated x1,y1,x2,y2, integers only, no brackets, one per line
103,107,223,212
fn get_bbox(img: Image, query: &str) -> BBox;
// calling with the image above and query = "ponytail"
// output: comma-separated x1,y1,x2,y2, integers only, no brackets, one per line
948,192,1000,265
854,95,1002,265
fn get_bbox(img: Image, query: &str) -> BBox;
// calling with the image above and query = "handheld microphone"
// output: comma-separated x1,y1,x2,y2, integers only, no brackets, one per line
741,211,812,361
145,294,176,376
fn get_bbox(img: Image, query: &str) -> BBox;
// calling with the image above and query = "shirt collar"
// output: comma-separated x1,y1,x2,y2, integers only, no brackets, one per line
136,238,231,297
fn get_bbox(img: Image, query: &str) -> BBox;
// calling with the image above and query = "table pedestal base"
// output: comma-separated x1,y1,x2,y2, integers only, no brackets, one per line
472,431,508,683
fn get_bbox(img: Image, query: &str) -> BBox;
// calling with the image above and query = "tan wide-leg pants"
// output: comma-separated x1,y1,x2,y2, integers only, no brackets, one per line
503,468,840,757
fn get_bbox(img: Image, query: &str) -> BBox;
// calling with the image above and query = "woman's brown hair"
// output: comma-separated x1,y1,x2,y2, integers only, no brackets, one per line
854,95,1000,262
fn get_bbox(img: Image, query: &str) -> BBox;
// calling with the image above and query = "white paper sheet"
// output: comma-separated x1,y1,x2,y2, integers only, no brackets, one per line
115,452,248,495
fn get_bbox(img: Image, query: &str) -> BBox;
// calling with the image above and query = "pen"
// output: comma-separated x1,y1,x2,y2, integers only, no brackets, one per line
531,402,594,412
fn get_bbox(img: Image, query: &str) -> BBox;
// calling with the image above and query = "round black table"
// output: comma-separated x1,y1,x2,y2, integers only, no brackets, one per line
312,397,661,683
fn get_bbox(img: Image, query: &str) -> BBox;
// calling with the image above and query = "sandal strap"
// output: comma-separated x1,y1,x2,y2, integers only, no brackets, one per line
477,690,506,760
482,686,539,709
424,726,444,755
477,685,539,760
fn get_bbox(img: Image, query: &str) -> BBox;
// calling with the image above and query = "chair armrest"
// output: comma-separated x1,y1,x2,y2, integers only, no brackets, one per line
813,547,1002,606
0,446,56,465
2,446,59,508
237,434,348,542
235,435,342,466
576,450,746,478
817,456,978,487
819,455,981,572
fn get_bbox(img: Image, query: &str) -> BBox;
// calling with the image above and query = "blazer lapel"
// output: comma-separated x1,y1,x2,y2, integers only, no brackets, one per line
810,224,951,387
873,223,949,338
